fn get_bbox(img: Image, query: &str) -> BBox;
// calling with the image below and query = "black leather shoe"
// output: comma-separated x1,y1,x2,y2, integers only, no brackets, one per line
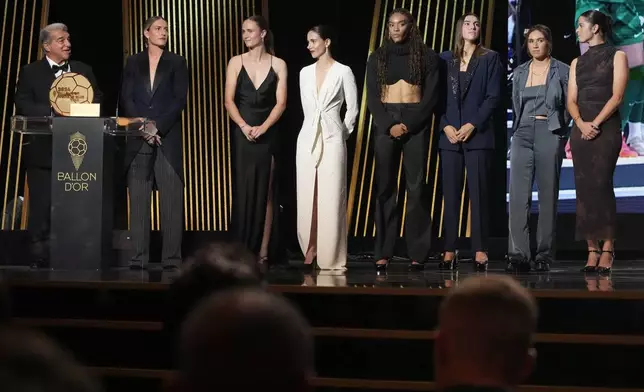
534,259,551,272
506,255,530,272
129,261,146,270
29,238,50,269
408,261,425,271
30,258,49,269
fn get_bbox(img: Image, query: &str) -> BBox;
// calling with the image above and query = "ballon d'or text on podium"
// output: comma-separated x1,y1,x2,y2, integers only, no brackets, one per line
56,131,98,192
50,117,114,270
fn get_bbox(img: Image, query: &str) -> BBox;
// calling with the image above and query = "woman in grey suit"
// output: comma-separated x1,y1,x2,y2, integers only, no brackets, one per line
507,25,570,272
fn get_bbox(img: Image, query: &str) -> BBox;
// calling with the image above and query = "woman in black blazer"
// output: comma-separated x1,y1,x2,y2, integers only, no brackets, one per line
121,16,189,270
438,13,502,271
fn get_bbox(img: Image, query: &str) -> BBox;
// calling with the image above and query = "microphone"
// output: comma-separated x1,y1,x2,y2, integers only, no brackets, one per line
115,62,124,120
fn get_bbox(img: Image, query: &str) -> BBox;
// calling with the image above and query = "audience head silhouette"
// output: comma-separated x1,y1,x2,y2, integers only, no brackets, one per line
0,326,100,392
177,288,313,392
164,242,263,362
434,275,538,391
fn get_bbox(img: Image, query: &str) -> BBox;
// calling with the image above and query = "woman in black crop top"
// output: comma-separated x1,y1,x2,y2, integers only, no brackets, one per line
365,8,440,272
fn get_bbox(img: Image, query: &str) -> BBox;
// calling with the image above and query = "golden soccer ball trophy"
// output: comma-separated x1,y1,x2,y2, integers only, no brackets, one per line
49,72,94,116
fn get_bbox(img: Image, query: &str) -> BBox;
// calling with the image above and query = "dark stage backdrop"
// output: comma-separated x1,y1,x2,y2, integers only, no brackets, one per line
0,0,47,232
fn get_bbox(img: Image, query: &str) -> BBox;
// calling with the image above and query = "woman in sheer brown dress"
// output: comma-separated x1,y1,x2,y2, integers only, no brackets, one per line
567,10,629,274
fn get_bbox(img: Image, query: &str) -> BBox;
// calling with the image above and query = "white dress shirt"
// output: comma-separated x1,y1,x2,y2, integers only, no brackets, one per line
46,56,70,78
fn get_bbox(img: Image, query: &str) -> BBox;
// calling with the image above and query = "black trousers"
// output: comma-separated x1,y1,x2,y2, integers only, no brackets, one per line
26,167,51,258
127,145,183,266
373,104,432,262
440,148,492,252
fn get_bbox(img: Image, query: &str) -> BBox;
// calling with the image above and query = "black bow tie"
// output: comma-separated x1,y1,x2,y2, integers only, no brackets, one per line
51,63,68,73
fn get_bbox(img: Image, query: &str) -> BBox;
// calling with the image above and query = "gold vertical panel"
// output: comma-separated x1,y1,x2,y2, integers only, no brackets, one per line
0,2,20,230
9,0,37,230
347,0,495,243
0,0,48,231
348,0,384,236
123,0,259,231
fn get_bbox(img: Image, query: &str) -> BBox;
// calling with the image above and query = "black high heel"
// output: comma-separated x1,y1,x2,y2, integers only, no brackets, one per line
597,250,614,275
438,252,458,270
474,256,488,272
374,259,389,273
302,250,317,271
580,250,601,272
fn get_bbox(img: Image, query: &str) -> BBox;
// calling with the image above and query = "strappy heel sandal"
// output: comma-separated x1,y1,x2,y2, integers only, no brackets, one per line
580,249,601,273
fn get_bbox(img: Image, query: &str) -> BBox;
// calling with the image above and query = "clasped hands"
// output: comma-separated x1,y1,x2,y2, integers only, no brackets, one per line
443,123,476,144
138,119,162,146
577,119,601,140
240,123,268,142
389,123,408,139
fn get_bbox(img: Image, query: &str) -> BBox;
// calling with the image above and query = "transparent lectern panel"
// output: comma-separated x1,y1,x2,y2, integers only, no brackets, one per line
10,116,53,135
103,117,150,137
10,116,151,138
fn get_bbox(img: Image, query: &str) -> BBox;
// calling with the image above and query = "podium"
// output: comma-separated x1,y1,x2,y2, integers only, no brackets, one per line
11,116,147,270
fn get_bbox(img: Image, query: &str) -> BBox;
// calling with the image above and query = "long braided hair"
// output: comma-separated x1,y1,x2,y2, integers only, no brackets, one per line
375,8,430,99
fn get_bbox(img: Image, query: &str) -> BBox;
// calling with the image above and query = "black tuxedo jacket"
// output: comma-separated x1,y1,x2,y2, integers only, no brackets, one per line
121,50,188,181
14,58,102,168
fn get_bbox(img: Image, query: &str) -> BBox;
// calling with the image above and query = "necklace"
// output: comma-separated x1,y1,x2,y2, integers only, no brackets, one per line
528,59,551,118
528,58,550,87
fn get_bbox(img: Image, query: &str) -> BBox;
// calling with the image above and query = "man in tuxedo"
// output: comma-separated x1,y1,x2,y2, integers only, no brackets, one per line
434,275,537,392
121,16,188,270
14,23,102,267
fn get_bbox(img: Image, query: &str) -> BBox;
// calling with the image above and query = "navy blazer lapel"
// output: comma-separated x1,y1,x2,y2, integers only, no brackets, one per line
461,55,479,100
151,51,168,97
139,53,153,97
447,57,461,106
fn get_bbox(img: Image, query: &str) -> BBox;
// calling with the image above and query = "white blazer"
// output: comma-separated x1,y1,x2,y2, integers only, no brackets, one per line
298,61,358,167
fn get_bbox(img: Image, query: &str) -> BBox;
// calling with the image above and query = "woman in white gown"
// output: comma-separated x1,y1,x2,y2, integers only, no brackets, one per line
297,25,358,270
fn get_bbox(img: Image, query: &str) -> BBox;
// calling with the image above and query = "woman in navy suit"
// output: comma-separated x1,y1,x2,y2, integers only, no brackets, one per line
438,13,502,271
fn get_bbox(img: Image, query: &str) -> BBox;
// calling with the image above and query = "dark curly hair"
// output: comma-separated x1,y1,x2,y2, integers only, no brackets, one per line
375,8,430,99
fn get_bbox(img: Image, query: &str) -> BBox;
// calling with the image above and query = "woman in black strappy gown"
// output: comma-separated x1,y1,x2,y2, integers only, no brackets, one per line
567,10,629,274
224,15,287,267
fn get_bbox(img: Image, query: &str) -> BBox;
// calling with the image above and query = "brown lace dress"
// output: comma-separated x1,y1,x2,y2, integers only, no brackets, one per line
570,43,621,241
